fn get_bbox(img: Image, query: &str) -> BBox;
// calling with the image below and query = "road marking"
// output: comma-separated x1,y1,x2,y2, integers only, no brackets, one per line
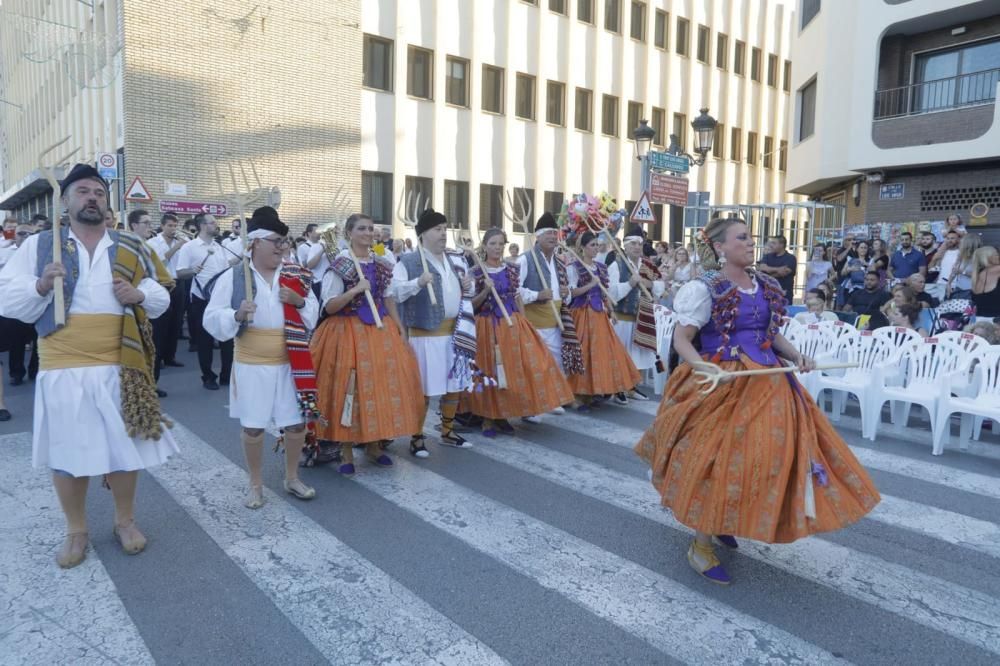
354,454,844,665
154,422,507,666
463,430,1000,656
0,432,155,665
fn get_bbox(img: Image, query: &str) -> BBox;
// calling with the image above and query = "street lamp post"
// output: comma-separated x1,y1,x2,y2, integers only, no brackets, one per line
632,119,656,196
665,108,718,166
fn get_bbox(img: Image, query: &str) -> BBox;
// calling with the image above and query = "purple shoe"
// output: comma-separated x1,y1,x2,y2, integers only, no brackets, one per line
482,428,498,438
688,541,732,586
495,420,515,435
576,404,592,413
715,535,739,549
338,463,356,476
371,454,393,467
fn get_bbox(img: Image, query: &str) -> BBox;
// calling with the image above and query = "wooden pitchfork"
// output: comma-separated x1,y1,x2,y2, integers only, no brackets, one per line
396,189,437,305
584,211,653,301
692,362,858,395
38,136,79,327
215,160,257,323
499,188,563,331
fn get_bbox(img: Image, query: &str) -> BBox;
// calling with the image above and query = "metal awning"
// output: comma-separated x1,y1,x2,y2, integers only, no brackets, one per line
0,165,70,210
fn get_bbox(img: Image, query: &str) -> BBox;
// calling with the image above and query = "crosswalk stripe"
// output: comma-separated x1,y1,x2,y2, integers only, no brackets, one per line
0,432,156,666
154,422,507,665
354,453,845,665
461,430,1000,656
545,407,1000,558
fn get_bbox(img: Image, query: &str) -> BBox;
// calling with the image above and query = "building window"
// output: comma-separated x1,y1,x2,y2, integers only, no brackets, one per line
516,73,536,120
779,140,788,171
480,184,504,231
363,35,393,91
482,65,505,114
696,25,710,64
734,40,746,76
577,0,594,23
404,176,433,209
446,56,470,107
653,10,668,50
544,191,564,215
801,0,820,30
751,47,762,82
546,80,566,125
672,112,687,149
675,17,689,56
407,46,434,99
601,94,619,136
549,0,567,14
767,53,778,87
712,122,725,159
605,0,621,33
783,59,792,92
575,87,593,131
361,171,393,224
716,33,729,70
913,39,1000,113
747,131,758,164
626,101,643,139
763,136,774,168
730,127,742,161
444,181,469,230
798,78,817,140
630,2,646,42
651,106,666,147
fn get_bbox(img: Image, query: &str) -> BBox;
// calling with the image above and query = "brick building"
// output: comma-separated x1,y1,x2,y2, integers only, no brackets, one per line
787,0,1000,247
0,0,362,233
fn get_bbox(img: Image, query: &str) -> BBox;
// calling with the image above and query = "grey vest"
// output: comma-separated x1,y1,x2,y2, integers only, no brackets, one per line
521,246,554,293
34,228,120,338
613,257,641,316
398,249,459,330
227,266,257,337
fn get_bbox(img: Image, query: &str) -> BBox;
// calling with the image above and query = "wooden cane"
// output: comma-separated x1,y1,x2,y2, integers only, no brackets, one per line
226,164,255,324
350,249,384,329
417,244,439,306
560,242,618,325
470,249,513,328
38,137,75,327
528,242,565,332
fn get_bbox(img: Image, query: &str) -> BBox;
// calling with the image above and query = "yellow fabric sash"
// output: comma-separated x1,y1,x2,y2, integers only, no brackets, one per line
38,314,122,370
524,300,562,329
616,313,637,322
408,317,456,338
235,329,288,365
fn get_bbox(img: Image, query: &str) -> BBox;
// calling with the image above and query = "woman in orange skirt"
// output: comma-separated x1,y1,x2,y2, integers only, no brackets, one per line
462,228,573,437
311,214,424,475
565,232,641,411
634,217,880,585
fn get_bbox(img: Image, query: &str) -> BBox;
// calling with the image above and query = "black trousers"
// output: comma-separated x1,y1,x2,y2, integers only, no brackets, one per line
188,296,233,383
4,318,37,381
153,283,187,380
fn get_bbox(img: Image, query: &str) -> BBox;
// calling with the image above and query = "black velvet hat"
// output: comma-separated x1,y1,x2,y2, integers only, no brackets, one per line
416,207,447,236
248,206,289,237
60,163,109,195
534,212,558,233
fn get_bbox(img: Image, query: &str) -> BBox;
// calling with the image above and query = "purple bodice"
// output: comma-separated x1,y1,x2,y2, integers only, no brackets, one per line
698,284,779,366
570,262,606,312
477,267,520,321
336,260,388,325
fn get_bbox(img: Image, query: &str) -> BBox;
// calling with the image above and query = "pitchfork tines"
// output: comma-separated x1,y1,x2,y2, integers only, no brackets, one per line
499,188,533,233
397,190,429,227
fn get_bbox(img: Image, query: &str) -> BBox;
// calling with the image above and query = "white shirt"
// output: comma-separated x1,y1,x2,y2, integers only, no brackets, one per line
0,243,16,269
794,310,838,325
608,258,665,304
937,247,960,283
147,232,185,278
515,250,560,304
391,247,464,318
0,229,169,323
203,261,319,341
297,240,330,281
221,235,244,260
175,236,233,300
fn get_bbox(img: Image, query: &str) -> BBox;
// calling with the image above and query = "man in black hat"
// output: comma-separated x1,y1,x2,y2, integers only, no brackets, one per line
0,163,177,568
392,208,477,456
204,206,321,507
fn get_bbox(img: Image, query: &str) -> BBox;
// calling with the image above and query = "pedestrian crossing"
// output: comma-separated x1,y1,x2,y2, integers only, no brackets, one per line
3,397,1000,665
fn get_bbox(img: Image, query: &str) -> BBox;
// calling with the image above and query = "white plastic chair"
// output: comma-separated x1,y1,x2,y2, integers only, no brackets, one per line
819,319,857,344
933,348,1000,455
780,316,802,339
812,328,892,432
867,337,971,444
653,306,676,396
787,323,838,396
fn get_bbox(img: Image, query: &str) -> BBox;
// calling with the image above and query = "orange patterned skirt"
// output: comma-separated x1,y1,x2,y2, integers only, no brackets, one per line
634,358,881,543
568,307,641,396
461,313,573,419
311,315,424,443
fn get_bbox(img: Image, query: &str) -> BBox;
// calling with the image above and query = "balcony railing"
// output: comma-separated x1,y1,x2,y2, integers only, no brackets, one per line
874,67,1000,120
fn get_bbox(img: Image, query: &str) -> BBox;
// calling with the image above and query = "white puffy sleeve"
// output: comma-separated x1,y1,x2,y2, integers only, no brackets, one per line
565,263,581,288
203,269,240,342
298,286,319,332
673,280,712,329
137,278,170,319
391,259,422,302
608,262,628,303
515,253,539,304
320,269,346,307
0,235,51,323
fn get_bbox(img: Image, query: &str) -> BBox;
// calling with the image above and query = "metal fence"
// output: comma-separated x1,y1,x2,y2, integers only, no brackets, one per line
874,67,1000,119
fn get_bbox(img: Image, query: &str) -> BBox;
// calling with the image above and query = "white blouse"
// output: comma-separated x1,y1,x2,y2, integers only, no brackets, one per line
673,279,758,329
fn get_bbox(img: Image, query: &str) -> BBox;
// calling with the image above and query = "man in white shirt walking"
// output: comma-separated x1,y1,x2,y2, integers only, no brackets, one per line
148,213,189,379
297,224,331,298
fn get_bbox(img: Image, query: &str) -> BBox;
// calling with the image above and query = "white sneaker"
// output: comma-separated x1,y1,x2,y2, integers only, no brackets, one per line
550,406,566,415
521,415,541,424
628,389,649,401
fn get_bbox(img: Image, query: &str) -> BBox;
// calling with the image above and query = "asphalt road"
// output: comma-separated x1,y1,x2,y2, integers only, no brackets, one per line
3,347,1000,665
